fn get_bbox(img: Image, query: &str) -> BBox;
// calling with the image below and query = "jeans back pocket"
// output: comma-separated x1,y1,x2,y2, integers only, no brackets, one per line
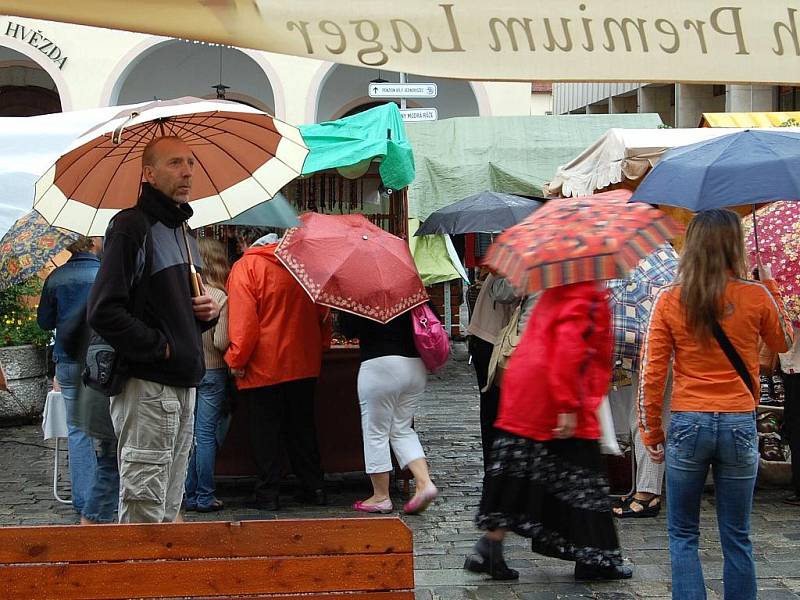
667,422,701,461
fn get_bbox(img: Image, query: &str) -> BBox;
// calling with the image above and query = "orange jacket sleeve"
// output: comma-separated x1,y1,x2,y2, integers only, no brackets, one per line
761,279,793,355
224,261,260,370
638,288,673,447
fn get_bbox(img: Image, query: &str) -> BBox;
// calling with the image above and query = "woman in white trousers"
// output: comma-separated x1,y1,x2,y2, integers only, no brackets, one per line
340,310,438,515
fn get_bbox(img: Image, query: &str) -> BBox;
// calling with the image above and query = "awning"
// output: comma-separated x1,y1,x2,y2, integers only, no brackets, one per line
701,112,800,128
548,126,800,197
299,104,414,189
406,113,662,219
1,2,798,85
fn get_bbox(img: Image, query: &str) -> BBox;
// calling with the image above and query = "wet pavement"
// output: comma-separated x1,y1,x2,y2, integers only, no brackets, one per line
1,358,799,599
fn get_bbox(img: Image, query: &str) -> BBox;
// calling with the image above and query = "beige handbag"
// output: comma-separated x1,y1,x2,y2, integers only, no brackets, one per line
482,303,522,392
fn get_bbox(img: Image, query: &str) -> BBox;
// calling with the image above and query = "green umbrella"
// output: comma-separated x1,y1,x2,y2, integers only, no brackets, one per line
221,193,300,228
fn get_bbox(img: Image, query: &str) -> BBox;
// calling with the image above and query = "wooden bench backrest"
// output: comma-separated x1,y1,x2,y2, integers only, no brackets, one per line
0,517,414,600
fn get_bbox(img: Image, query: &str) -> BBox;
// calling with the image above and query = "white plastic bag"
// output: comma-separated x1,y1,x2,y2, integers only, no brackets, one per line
598,395,622,455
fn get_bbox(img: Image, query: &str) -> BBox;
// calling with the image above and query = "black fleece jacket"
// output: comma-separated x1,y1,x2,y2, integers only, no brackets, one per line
87,183,210,388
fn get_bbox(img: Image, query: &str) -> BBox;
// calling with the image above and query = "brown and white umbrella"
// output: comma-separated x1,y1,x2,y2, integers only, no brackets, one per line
33,97,308,236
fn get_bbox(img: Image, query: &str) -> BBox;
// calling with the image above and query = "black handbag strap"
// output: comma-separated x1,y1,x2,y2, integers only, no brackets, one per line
712,320,756,399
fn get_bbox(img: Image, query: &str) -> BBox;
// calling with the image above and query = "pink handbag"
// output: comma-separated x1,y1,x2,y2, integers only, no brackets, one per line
411,304,450,373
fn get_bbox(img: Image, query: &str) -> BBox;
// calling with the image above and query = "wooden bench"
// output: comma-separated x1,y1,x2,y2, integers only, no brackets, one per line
0,517,414,600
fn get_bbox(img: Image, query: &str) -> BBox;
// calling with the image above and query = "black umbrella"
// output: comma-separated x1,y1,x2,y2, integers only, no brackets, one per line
415,191,544,236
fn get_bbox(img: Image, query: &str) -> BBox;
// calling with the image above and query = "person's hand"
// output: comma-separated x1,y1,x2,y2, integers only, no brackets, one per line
552,412,577,439
192,277,220,321
164,344,171,360
646,443,665,464
230,368,245,378
52,376,61,393
757,257,773,280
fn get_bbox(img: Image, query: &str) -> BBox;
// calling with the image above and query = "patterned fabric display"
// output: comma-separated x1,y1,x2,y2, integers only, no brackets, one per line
607,244,678,374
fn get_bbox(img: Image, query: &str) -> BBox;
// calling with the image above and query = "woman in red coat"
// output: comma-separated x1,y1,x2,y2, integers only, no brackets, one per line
464,281,632,581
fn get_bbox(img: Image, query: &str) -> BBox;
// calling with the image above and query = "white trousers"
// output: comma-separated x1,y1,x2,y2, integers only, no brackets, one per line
608,373,672,496
357,355,427,474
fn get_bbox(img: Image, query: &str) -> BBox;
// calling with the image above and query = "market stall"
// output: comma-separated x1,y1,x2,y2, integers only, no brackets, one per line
404,113,663,333
215,103,418,480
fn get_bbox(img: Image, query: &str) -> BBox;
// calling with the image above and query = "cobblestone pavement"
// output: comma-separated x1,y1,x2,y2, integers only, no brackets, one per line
1,358,799,599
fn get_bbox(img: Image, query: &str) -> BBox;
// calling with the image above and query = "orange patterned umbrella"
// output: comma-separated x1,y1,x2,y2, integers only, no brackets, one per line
485,189,683,294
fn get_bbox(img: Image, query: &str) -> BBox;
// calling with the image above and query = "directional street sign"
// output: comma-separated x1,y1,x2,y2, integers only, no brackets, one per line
368,82,437,99
399,108,438,122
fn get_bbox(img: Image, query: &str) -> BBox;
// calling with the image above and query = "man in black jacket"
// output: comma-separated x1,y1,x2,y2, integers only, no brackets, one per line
88,136,219,523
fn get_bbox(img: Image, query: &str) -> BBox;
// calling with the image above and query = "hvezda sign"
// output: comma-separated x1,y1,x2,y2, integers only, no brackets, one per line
3,20,68,69
1,1,800,83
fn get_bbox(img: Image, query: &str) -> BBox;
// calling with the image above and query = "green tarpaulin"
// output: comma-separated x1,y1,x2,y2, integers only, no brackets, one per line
405,113,663,220
299,103,415,189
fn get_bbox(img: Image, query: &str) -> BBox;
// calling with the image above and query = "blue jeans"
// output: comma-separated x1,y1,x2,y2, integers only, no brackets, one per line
185,369,227,508
82,438,119,523
666,411,758,600
55,361,97,513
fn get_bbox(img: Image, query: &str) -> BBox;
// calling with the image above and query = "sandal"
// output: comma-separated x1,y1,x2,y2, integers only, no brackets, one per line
614,494,661,518
611,494,635,511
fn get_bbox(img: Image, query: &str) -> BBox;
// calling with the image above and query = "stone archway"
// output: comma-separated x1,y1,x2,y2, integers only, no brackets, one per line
0,46,62,116
110,39,278,115
313,64,483,123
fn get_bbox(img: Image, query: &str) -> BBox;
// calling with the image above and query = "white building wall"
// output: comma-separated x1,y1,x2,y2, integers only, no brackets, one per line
0,16,536,123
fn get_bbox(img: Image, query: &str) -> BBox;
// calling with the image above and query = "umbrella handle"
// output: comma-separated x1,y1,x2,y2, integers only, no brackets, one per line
752,204,760,257
182,224,201,298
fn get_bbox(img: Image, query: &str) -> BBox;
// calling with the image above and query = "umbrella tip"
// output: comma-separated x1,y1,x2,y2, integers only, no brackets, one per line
362,235,368,240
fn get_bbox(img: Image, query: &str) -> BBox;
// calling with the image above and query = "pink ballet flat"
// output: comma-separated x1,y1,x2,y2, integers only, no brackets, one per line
352,499,393,514
403,485,439,515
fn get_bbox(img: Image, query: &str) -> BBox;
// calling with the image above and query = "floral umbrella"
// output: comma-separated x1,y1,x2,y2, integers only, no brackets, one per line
607,244,679,373
0,210,79,290
742,202,800,327
276,213,428,323
484,189,682,294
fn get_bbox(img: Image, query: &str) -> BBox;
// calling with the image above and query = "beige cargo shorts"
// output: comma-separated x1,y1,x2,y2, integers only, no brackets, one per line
111,377,195,523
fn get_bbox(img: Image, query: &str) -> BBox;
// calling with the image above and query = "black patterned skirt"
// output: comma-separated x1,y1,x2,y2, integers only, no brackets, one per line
476,432,623,568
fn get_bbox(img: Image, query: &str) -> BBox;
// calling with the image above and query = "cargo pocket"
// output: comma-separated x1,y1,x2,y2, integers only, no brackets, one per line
119,447,172,503
136,395,181,445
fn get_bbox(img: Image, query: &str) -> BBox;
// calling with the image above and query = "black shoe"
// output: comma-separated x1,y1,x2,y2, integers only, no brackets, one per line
574,562,633,581
464,536,519,581
294,488,328,506
248,497,280,511
195,499,224,513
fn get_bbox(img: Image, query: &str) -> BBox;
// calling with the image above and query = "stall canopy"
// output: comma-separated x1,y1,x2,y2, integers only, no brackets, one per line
406,113,662,220
298,104,414,189
548,126,800,198
701,112,800,128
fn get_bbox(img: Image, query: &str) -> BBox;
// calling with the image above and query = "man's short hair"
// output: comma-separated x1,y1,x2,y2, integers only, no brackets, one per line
142,135,186,168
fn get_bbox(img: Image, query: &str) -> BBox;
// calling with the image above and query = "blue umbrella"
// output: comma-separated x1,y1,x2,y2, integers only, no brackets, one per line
630,130,800,212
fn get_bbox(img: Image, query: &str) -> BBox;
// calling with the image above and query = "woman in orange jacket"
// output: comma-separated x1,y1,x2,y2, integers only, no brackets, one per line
638,209,793,600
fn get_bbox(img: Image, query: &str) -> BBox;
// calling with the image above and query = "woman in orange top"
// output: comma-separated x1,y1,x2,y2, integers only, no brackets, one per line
638,209,792,600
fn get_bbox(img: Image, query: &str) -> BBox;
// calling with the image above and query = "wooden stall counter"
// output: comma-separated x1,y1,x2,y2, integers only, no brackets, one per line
215,345,367,477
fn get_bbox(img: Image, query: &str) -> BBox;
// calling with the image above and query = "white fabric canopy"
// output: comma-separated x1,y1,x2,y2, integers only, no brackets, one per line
548,127,800,198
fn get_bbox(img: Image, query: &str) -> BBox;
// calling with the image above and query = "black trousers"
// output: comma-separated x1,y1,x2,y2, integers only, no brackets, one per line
241,378,324,501
783,373,800,495
469,336,502,471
